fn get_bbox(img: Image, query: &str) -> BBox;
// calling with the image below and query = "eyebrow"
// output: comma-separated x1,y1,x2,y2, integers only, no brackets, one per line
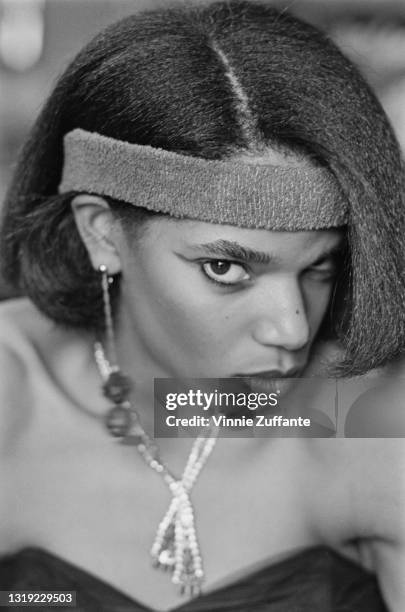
309,240,346,266
188,240,278,264
187,237,346,266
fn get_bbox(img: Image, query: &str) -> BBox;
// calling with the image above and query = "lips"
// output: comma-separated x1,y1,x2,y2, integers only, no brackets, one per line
235,368,302,396
236,368,301,379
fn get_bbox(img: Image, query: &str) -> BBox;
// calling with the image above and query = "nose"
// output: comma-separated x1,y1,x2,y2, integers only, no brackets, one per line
251,276,310,352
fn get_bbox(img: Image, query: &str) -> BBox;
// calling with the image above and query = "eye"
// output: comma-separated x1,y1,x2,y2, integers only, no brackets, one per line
201,260,250,286
305,256,339,280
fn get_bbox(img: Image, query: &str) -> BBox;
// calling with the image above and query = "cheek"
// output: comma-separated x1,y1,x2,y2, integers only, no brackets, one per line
161,284,235,352
124,257,235,360
303,281,334,332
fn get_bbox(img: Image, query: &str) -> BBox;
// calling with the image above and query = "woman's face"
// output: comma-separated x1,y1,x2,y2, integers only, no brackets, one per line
117,218,343,381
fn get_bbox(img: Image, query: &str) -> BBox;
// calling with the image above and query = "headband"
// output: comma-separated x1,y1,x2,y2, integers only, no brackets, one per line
59,129,348,230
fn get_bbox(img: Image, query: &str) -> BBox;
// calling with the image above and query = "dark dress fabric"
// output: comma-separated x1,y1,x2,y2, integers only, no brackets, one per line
0,546,389,612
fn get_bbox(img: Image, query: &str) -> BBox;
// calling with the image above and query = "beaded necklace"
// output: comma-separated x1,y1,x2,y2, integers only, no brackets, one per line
94,341,218,596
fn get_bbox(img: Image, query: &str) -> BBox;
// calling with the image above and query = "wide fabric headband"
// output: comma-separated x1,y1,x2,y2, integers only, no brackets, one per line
59,129,348,230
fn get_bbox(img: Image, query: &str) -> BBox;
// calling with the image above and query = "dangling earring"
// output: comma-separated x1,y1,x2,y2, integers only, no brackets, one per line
95,264,133,438
93,265,218,596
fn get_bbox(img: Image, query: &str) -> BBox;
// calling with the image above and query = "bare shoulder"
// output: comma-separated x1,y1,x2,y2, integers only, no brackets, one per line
0,300,39,551
308,437,405,540
332,431,404,538
356,434,405,612
352,438,405,541
0,297,45,380
307,435,405,612
0,299,43,453
334,362,405,543
0,297,50,344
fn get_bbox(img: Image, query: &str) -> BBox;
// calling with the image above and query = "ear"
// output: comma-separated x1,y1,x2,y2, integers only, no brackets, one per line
71,194,122,274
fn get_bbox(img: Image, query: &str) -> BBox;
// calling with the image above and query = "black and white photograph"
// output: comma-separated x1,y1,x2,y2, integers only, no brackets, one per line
0,1,404,611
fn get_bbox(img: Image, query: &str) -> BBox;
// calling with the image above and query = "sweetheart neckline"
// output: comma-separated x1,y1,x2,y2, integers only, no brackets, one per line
2,545,375,612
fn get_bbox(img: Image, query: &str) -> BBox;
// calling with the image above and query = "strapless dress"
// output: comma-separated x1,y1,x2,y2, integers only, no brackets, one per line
0,546,388,611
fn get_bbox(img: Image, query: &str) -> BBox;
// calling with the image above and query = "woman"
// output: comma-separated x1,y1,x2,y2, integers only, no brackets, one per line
0,2,404,610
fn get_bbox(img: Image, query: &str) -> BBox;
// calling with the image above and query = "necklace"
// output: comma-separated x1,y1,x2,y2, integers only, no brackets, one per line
94,341,218,596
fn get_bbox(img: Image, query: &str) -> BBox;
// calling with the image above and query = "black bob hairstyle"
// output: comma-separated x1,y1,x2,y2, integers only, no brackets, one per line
1,0,404,375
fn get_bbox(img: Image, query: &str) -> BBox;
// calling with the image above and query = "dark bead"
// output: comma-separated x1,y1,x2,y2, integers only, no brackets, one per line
105,405,131,437
121,425,146,446
103,371,132,403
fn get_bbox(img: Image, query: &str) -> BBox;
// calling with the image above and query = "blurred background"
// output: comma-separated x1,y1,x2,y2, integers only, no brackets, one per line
0,0,405,297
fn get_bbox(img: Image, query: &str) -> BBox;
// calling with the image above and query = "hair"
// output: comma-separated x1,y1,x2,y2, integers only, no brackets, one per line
1,0,404,375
